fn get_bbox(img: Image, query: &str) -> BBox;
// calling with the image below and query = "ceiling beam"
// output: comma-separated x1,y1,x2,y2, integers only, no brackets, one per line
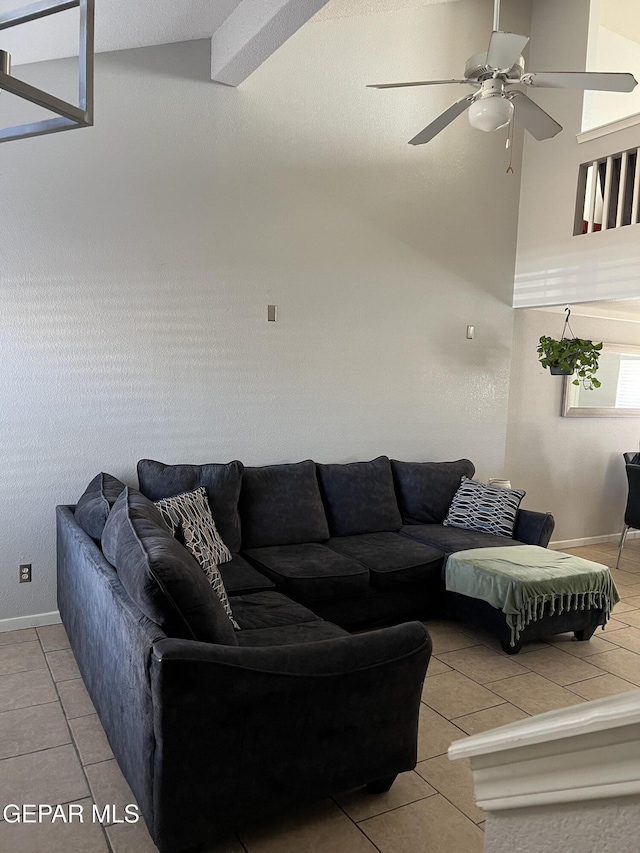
210,0,331,86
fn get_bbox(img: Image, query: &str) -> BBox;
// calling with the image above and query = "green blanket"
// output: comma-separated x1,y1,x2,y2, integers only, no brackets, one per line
445,545,620,646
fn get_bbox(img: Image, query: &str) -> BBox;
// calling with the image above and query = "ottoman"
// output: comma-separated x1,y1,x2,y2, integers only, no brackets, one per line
444,545,620,654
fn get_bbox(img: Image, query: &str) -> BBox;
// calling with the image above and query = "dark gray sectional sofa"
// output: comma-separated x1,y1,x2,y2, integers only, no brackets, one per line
137,455,554,628
58,455,554,853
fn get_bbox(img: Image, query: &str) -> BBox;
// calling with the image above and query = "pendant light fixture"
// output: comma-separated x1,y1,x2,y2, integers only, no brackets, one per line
0,0,94,143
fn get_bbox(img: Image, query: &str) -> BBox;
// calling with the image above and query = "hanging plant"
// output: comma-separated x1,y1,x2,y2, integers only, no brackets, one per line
537,307,603,390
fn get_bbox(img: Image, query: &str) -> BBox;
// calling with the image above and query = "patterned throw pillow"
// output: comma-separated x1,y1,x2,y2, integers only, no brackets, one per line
155,488,238,629
443,477,525,538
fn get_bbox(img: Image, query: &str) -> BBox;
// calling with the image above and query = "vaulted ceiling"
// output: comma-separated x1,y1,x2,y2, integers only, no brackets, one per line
1,0,461,82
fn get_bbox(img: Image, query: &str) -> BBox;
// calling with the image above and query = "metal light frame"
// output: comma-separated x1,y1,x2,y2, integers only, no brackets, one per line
0,0,94,143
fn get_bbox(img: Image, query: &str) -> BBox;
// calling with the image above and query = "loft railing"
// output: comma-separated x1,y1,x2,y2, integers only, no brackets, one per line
575,147,640,235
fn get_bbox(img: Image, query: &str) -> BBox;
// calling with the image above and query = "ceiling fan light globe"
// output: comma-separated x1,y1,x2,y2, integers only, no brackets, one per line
468,95,514,132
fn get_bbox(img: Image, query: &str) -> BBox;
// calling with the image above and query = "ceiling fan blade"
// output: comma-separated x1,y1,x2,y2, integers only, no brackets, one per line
408,96,474,145
524,71,637,93
510,92,562,140
367,80,469,89
486,31,530,71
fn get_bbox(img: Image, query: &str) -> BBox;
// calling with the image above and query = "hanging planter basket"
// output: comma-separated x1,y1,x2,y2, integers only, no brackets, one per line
548,362,575,376
537,308,603,390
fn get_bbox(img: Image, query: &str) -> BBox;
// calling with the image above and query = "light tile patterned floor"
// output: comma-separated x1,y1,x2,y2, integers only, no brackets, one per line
1,541,639,853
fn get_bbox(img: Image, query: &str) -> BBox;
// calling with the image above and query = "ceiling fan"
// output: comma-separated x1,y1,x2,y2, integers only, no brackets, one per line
367,0,638,145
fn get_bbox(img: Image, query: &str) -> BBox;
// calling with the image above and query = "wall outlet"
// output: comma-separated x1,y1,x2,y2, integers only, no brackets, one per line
19,564,32,583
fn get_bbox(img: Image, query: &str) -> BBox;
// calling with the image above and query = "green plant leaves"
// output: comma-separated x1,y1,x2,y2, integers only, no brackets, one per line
537,335,602,391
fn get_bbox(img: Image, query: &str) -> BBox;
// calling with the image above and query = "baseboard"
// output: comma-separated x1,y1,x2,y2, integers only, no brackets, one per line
0,610,61,633
550,531,640,550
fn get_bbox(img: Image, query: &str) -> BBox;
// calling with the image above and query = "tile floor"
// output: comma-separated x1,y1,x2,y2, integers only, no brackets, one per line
2,540,640,852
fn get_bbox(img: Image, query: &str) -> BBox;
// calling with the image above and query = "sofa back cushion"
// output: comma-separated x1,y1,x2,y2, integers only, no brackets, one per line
75,473,127,539
391,459,476,524
137,459,243,553
102,487,238,645
316,457,402,536
240,461,330,549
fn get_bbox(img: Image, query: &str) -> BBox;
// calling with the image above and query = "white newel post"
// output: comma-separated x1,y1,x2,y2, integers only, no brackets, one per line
449,690,640,853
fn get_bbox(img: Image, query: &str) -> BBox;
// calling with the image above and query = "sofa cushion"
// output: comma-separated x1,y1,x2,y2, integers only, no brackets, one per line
243,543,370,602
240,461,329,549
391,459,476,524
102,487,238,645
154,487,238,629
137,459,243,553
316,456,402,536
400,524,526,553
444,477,525,538
326,533,444,590
231,591,322,630
220,555,275,596
236,621,349,647
74,473,127,540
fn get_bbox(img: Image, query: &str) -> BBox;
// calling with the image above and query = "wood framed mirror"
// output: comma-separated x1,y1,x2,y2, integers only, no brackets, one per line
562,343,640,417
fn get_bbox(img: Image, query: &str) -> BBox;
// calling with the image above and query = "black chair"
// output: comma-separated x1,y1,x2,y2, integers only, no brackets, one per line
617,457,640,568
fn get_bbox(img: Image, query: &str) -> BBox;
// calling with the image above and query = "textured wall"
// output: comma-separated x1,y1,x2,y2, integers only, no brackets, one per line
505,308,640,543
484,796,640,853
0,0,530,621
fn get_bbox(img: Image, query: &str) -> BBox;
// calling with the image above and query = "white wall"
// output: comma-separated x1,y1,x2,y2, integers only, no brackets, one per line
514,0,640,308
505,308,640,543
583,26,640,131
0,0,531,621
485,797,640,853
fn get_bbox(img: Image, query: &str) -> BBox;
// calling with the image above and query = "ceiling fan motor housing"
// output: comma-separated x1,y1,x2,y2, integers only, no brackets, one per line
464,51,524,84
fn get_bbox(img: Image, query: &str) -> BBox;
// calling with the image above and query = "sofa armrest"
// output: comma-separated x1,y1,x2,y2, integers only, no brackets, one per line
148,623,431,851
152,619,429,675
514,509,555,547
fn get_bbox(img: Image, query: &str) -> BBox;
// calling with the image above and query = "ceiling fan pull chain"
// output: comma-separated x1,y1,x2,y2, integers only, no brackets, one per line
506,117,514,174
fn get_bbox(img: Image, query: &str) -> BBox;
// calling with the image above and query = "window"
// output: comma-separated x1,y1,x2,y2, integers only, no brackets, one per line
616,358,640,408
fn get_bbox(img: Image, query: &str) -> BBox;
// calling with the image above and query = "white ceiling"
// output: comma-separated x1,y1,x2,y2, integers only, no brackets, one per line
0,0,242,66
600,0,640,48
0,0,461,67
314,0,461,22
